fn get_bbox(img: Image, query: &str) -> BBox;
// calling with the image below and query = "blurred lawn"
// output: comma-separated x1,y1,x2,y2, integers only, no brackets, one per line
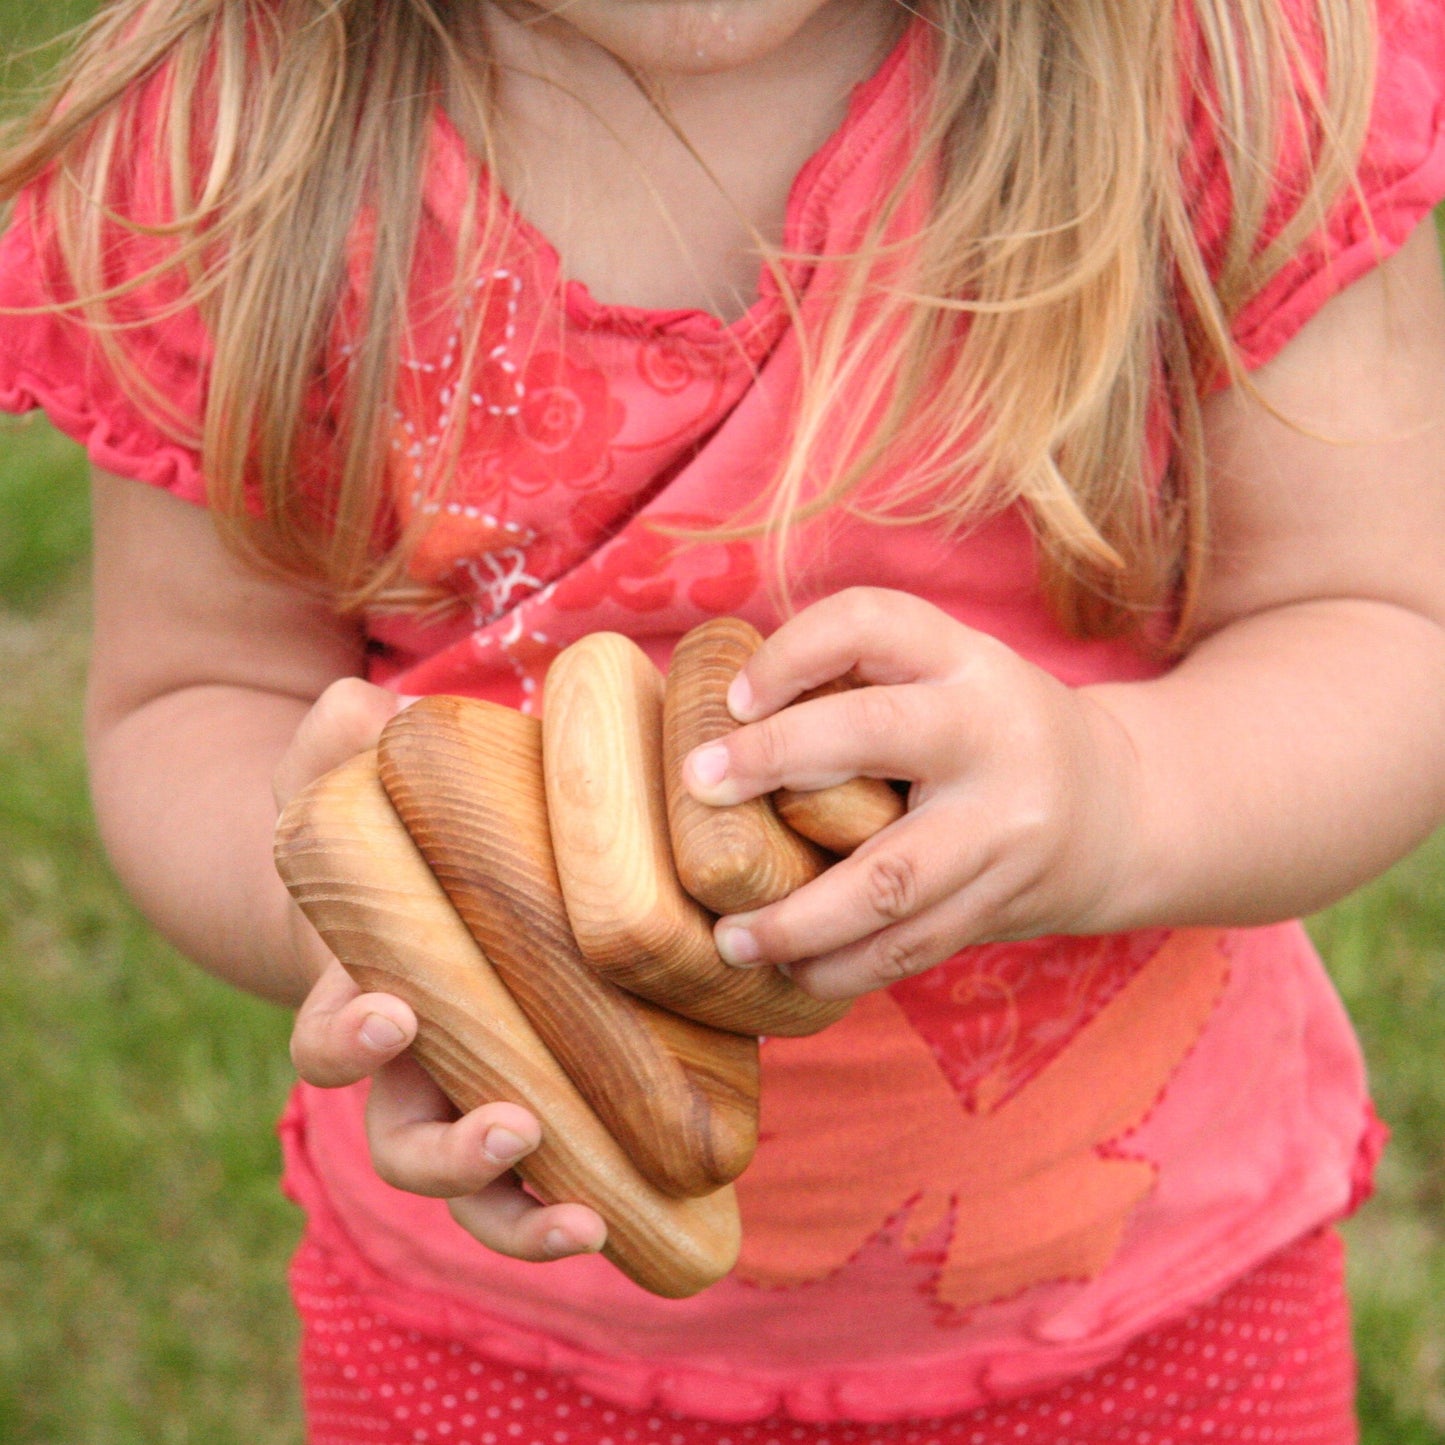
1,5,1443,1445
2,13,302,1445
0,418,303,1444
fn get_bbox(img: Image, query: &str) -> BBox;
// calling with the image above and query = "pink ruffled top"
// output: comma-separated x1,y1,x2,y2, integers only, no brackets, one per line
4,2,1443,1421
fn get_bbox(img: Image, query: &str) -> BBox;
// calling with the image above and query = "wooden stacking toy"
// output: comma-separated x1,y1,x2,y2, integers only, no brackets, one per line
274,618,905,1299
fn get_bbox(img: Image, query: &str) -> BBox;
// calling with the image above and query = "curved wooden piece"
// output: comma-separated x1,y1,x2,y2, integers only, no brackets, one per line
273,753,740,1299
773,780,906,855
378,697,758,1200
772,679,907,855
664,618,830,915
543,633,848,1038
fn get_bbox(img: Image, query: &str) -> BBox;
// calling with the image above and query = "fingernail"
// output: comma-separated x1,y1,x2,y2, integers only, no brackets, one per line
688,744,730,790
360,1014,406,1051
483,1127,532,1165
726,673,754,721
716,925,760,967
544,1229,582,1258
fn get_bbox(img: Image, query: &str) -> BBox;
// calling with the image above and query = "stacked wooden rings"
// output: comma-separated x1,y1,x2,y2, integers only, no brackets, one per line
274,618,904,1298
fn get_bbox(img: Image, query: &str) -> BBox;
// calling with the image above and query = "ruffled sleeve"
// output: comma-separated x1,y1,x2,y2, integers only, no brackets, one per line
0,83,210,505
1187,0,1445,373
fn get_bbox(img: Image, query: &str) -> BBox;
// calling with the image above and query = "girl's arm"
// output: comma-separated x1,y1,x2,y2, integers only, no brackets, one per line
86,473,605,1259
685,218,1445,999
87,471,369,1007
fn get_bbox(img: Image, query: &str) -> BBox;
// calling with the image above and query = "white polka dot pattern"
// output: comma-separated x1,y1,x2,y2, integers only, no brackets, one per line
293,1230,1356,1445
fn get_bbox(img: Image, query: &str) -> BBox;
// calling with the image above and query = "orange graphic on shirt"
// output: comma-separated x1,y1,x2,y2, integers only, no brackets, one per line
734,928,1229,1312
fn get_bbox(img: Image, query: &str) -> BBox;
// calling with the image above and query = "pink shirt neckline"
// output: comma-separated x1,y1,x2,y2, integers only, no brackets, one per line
424,18,924,359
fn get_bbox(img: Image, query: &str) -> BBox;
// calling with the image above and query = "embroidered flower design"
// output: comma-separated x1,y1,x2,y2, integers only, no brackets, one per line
454,548,545,630
636,335,699,396
549,511,759,617
472,350,625,495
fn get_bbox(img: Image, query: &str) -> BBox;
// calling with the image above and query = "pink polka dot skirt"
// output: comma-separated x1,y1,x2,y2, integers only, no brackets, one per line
293,1229,1356,1445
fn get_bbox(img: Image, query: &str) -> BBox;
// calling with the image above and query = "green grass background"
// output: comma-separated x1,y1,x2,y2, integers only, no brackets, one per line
1,6,1442,1443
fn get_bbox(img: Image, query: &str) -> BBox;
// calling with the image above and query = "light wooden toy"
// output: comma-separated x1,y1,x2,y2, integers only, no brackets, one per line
274,617,905,1299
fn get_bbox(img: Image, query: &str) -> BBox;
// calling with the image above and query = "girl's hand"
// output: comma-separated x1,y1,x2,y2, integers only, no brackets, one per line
277,679,607,1263
683,588,1143,1000
683,226,1445,991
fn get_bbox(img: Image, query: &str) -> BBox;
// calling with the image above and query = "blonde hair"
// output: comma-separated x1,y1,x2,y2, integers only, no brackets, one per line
0,0,1375,642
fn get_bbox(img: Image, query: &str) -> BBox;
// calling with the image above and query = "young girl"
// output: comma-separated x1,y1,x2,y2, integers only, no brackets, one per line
4,0,1445,1439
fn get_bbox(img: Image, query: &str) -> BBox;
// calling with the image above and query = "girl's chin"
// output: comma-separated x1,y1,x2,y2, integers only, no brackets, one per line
520,0,875,76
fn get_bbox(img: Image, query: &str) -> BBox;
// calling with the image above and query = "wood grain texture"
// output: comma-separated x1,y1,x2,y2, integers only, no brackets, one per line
543,633,847,1038
773,779,906,855
378,697,758,1200
273,753,740,1299
664,618,830,915
772,679,907,855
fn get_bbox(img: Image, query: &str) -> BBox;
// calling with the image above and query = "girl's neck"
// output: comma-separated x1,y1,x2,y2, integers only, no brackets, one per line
461,0,906,321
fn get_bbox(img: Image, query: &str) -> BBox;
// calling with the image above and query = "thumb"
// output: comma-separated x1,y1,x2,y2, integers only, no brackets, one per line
273,678,414,812
290,959,418,1088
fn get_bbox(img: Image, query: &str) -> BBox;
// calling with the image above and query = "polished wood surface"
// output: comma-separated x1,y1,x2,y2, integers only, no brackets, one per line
663,618,830,915
273,752,742,1298
771,679,907,854
378,697,759,1200
773,779,907,855
543,632,848,1037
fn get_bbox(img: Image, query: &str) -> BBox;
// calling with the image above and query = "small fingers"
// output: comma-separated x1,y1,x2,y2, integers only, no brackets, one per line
713,808,973,969
366,1056,607,1261
273,677,411,811
727,588,980,722
289,959,418,1088
784,914,963,1001
365,1053,541,1197
768,881,1020,1001
448,1193,608,1263
686,684,953,806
